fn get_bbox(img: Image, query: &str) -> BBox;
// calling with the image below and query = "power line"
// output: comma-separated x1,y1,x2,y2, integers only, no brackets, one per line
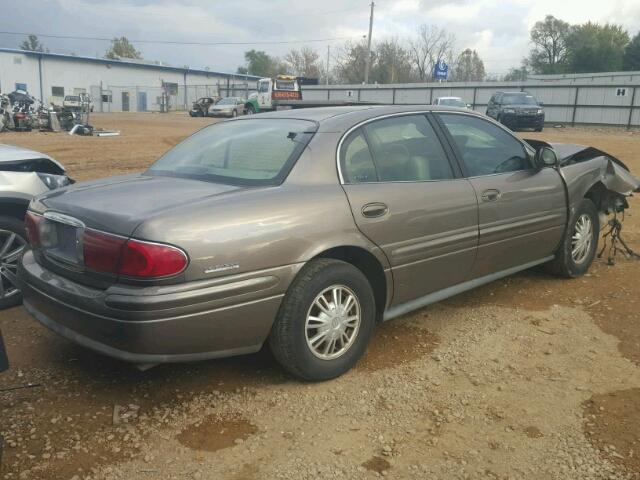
0,31,358,46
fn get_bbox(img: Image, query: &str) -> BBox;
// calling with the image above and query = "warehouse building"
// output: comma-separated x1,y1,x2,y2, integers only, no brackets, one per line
0,47,259,112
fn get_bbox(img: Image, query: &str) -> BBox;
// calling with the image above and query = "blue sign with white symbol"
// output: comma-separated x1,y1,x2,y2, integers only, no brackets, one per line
434,59,448,80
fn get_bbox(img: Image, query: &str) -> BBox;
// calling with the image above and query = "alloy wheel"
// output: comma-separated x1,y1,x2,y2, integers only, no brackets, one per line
305,285,361,360
571,214,593,264
0,229,25,301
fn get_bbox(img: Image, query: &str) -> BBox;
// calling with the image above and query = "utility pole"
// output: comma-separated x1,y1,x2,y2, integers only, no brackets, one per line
363,1,374,84
326,45,330,85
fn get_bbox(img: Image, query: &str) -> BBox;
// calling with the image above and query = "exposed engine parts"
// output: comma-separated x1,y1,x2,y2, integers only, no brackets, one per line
598,211,640,266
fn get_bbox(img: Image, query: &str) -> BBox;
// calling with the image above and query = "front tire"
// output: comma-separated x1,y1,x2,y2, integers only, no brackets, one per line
0,216,27,309
269,259,376,381
546,198,599,278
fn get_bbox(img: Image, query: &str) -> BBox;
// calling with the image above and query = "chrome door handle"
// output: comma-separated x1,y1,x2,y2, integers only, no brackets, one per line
481,189,501,202
361,202,389,218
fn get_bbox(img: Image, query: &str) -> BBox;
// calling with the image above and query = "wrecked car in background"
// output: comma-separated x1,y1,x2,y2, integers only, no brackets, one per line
0,144,72,308
189,97,219,117
13,106,640,381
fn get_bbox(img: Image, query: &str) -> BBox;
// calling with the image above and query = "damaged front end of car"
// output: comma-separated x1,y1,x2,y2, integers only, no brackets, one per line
526,139,640,264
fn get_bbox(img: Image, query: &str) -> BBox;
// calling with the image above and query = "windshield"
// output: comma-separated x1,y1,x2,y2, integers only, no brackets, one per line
148,119,316,186
217,98,236,105
439,98,466,108
502,93,538,106
275,80,295,91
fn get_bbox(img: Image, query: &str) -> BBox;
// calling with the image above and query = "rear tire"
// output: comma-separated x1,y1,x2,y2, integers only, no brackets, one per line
269,259,376,381
546,198,599,278
535,126,543,132
0,216,27,309
246,105,255,115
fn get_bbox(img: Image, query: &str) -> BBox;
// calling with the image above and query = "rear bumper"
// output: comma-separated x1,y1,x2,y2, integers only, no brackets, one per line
16,250,298,364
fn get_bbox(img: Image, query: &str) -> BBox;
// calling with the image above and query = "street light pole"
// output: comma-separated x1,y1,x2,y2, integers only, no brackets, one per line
363,1,374,84
326,45,330,85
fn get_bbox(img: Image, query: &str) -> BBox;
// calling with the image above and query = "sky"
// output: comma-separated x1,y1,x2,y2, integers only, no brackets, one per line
0,0,639,78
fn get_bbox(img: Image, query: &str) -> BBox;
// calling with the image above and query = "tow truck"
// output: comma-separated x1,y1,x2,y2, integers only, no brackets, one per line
244,75,368,114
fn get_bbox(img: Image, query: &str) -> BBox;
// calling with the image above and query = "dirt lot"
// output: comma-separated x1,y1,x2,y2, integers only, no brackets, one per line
1,113,640,480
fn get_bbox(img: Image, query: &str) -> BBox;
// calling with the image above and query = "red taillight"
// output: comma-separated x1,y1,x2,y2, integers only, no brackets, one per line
24,212,42,247
83,230,127,274
118,239,188,278
82,230,187,278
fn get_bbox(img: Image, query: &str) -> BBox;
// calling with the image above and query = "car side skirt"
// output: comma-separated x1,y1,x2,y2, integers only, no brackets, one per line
382,255,554,321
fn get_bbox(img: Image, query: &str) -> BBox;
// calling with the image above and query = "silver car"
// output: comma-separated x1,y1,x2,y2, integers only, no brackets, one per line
208,97,245,117
15,106,640,381
0,144,71,308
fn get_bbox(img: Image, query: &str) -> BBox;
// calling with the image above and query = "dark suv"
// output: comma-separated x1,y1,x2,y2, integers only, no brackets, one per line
486,91,545,132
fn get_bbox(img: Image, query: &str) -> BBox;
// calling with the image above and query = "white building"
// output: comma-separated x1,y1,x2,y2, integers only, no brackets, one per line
0,47,259,112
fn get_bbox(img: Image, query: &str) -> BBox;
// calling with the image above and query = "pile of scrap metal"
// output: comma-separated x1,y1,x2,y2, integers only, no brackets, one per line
0,90,93,135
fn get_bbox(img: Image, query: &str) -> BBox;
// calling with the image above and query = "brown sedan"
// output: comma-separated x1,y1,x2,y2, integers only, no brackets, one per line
14,106,640,380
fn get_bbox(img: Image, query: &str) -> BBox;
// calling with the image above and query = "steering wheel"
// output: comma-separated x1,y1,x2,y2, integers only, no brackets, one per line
493,156,523,174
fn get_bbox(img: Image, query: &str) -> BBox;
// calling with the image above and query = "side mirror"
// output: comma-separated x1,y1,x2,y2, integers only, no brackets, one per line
538,101,544,106
466,103,472,109
535,146,558,169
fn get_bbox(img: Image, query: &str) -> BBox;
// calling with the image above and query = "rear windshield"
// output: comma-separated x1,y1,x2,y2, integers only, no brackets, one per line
439,98,466,108
501,93,538,105
148,119,316,186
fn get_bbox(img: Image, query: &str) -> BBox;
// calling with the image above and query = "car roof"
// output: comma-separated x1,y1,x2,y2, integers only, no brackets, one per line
242,105,485,131
436,96,463,100
0,144,64,169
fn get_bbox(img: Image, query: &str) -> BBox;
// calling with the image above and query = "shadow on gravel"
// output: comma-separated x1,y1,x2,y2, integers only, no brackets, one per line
583,388,640,474
177,415,258,453
358,321,439,372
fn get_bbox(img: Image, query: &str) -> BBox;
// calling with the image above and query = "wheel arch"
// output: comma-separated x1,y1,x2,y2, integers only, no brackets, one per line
583,180,629,214
312,245,390,321
245,99,260,113
0,198,29,223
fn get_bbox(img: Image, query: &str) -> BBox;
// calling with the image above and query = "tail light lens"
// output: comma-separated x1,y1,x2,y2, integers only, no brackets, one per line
83,230,127,274
25,211,42,247
83,230,188,278
118,239,188,278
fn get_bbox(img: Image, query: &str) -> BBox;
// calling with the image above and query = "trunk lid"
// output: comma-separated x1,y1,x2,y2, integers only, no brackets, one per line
33,174,244,236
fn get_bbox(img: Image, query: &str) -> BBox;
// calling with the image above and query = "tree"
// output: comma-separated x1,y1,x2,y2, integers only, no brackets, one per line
526,15,570,74
408,25,456,81
370,39,414,83
20,34,45,52
333,41,369,84
105,37,141,59
503,66,529,81
238,49,282,77
283,47,323,78
623,32,640,71
566,22,629,73
450,49,485,82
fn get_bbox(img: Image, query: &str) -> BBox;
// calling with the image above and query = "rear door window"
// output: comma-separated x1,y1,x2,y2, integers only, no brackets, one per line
362,115,454,181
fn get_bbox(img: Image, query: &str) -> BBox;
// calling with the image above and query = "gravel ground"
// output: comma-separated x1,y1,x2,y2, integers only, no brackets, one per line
1,115,639,480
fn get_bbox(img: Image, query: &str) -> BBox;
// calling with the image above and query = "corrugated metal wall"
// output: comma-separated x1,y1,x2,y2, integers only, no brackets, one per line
303,78,640,127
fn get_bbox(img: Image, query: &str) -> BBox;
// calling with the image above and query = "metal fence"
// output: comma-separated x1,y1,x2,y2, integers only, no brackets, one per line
303,79,640,128
90,83,256,113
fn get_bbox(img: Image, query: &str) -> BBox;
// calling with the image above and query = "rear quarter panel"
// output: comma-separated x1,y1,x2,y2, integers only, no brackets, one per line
133,145,390,294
